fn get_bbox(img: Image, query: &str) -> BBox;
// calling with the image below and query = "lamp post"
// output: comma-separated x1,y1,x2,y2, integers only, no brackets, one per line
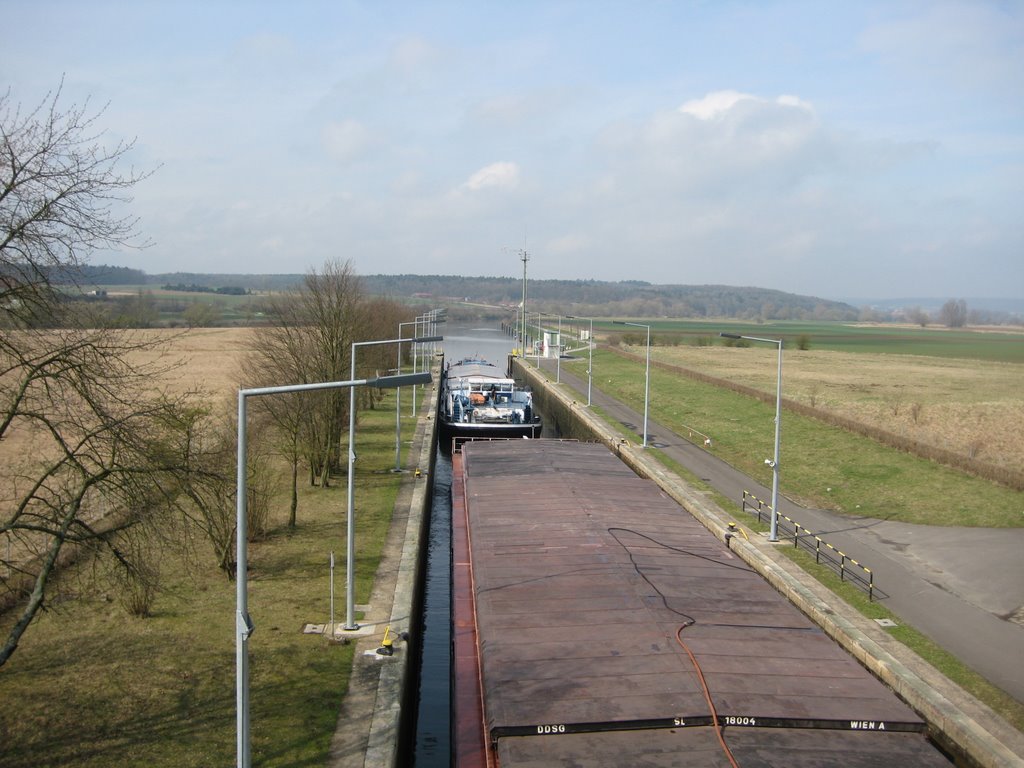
411,314,428,416
411,315,423,416
394,321,419,472
235,370,431,768
566,315,593,405
614,321,650,447
556,315,562,383
410,310,445,415
426,308,445,357
720,332,783,542
520,249,529,358
534,312,544,367
347,335,441,631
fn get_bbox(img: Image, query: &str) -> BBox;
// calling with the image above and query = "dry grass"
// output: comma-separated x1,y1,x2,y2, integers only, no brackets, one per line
0,328,409,766
132,326,256,399
0,328,255,583
651,346,1024,473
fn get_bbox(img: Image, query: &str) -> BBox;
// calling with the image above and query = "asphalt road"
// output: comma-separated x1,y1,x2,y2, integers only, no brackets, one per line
535,355,1024,703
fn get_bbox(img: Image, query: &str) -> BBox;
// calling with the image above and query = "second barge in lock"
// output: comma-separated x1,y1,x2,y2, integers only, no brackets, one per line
451,439,950,767
439,357,542,449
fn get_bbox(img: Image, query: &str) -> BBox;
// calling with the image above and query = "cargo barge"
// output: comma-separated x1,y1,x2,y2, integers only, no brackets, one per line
439,357,542,449
452,439,949,767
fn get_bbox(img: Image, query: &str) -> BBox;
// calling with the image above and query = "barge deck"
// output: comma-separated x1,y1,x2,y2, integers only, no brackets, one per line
452,439,949,767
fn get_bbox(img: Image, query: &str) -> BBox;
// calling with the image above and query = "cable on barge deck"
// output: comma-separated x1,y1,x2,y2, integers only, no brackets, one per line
452,439,950,767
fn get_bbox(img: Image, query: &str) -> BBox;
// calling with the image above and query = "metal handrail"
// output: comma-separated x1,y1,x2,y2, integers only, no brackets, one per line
741,491,874,601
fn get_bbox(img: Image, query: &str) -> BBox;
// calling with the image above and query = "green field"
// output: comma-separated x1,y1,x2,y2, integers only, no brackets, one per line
590,319,1024,363
560,347,1023,527
81,284,273,326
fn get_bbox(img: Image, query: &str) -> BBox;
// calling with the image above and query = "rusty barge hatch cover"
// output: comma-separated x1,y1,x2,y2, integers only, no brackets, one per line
452,439,949,767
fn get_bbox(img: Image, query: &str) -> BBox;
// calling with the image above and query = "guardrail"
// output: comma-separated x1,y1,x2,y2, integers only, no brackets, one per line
741,491,875,601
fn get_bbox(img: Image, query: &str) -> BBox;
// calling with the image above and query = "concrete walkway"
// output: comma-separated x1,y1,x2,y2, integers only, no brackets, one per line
534,356,1024,704
327,370,440,768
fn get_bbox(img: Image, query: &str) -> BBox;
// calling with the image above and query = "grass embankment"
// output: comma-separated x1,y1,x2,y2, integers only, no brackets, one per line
0,401,410,768
582,348,1022,527
786,548,1024,733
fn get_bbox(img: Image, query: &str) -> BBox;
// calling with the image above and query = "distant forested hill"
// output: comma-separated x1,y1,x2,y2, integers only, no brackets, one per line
361,274,859,321
75,266,857,320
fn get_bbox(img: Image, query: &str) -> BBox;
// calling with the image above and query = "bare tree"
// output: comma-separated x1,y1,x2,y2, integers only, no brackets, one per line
905,306,930,327
241,260,363,494
160,405,272,575
242,261,413,523
0,320,198,667
1,79,152,321
0,82,193,669
358,295,413,410
241,324,312,526
938,298,968,328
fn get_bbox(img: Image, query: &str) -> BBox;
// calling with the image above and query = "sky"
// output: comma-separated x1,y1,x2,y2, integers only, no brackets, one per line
2,1,1022,301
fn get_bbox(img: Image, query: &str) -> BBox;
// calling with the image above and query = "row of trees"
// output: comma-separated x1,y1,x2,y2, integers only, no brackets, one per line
241,261,413,524
1,82,415,668
904,299,970,328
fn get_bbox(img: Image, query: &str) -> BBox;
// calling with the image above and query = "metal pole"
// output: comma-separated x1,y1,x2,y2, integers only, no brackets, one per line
345,335,442,629
587,318,593,406
642,324,650,447
394,341,402,473
556,316,562,383
520,249,528,359
236,391,251,768
770,340,783,542
566,315,594,406
719,332,782,542
395,322,412,472
411,319,417,416
615,321,650,447
346,346,358,630
411,316,422,416
330,551,335,637
535,313,542,367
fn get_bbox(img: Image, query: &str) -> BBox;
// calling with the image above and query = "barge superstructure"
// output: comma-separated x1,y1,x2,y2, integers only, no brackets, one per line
439,357,541,449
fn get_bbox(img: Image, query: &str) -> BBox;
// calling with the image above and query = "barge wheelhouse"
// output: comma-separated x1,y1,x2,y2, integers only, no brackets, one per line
439,357,541,447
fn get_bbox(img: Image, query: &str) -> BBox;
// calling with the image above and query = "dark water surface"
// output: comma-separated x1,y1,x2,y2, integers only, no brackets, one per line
411,324,517,767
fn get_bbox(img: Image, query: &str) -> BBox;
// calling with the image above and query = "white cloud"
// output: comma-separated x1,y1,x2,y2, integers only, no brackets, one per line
462,161,521,192
678,90,752,120
597,91,825,200
678,90,815,125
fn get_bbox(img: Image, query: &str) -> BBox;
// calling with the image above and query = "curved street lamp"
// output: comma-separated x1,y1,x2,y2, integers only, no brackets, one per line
565,315,593,406
235,368,432,768
614,321,650,448
520,249,529,358
720,332,783,542
348,335,441,630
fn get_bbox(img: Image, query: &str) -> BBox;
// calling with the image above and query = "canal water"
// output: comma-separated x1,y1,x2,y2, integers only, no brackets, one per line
411,323,519,767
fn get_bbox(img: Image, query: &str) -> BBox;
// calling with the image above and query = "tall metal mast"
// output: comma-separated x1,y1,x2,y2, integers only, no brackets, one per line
519,248,529,357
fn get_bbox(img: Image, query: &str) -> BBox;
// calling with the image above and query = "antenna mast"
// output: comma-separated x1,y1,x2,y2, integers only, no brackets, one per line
519,248,529,357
